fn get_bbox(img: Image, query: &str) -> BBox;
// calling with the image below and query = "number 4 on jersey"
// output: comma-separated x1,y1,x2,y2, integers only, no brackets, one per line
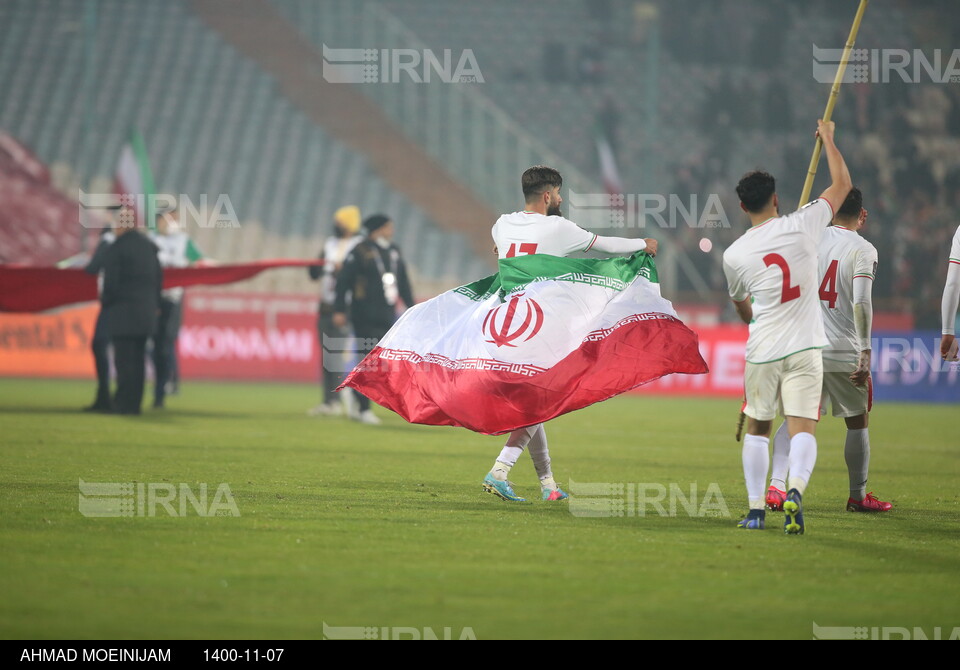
819,259,839,309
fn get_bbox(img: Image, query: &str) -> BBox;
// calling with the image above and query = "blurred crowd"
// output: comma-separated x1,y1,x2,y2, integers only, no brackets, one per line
652,0,960,325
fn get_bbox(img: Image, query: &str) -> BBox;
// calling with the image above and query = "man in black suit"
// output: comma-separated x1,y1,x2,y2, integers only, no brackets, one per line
82,225,117,412
100,206,163,415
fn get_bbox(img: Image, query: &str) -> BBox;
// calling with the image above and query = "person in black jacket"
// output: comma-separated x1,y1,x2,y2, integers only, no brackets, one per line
100,208,163,415
333,214,414,425
306,205,363,417
82,225,117,412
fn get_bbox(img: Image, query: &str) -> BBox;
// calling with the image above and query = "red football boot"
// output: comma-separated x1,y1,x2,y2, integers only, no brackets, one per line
765,485,787,511
846,492,892,512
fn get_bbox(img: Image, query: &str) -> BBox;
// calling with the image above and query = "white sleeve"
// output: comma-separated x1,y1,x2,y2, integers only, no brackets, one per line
556,218,599,255
942,261,960,335
852,275,873,351
854,245,878,281
723,254,749,302
795,198,834,239
589,235,648,255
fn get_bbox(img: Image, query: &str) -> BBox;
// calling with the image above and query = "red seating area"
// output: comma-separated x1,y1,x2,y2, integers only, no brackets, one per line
0,132,83,267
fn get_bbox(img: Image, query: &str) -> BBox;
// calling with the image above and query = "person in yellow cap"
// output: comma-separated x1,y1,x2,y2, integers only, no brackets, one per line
307,205,364,416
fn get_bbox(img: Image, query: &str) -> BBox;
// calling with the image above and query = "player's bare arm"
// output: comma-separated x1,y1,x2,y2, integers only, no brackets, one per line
943,334,958,361
733,297,752,324
816,120,853,213
850,350,871,386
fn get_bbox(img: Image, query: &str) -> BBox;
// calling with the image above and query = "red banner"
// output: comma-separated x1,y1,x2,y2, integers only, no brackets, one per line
178,291,319,382
0,259,321,313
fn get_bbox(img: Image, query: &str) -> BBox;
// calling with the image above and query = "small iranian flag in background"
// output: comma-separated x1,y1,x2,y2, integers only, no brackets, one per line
113,129,156,229
594,123,623,198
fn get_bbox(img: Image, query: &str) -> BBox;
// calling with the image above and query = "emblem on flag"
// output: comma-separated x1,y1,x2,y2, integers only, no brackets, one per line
482,293,544,347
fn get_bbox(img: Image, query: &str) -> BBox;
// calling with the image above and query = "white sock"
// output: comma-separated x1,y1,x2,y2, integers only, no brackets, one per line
844,428,870,500
527,424,553,483
787,432,817,495
770,422,791,490
492,447,524,479
491,425,543,482
742,434,770,510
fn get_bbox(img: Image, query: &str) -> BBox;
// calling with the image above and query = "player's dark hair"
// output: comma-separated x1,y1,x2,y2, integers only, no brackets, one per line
836,186,862,220
522,166,563,202
736,171,776,214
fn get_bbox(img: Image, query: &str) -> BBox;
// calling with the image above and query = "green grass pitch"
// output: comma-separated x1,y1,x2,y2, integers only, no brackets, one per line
1,378,958,640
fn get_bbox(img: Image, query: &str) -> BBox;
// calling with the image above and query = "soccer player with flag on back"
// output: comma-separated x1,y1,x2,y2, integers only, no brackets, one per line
941,224,960,362
722,119,852,534
483,166,658,502
338,165,708,501
765,187,891,515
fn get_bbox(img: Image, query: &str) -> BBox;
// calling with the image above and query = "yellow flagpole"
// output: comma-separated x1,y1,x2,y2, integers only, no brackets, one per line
797,0,870,208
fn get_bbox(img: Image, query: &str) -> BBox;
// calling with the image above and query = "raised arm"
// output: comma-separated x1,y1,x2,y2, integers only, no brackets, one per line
816,120,853,214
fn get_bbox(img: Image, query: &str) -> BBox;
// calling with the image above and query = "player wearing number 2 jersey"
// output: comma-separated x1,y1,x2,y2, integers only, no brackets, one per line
767,187,892,514
721,119,852,534
482,166,658,503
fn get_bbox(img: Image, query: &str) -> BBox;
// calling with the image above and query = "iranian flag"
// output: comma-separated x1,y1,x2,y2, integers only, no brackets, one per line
114,129,156,228
340,252,708,435
594,123,624,197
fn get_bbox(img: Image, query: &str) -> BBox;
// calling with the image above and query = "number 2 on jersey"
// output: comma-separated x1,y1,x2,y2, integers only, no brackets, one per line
763,253,801,304
505,243,538,258
818,259,839,309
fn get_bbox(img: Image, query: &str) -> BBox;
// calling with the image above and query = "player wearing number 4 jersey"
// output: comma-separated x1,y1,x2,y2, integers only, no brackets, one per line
482,166,657,502
722,119,852,534
766,187,891,514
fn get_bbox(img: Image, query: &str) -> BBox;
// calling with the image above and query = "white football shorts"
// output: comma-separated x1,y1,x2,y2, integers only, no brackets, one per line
821,367,872,418
743,348,823,422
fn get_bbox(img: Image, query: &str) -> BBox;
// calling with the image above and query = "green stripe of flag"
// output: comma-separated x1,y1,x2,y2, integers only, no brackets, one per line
454,251,658,302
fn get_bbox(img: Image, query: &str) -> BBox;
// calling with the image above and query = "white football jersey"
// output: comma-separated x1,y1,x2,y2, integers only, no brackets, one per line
492,211,597,259
951,224,960,267
722,198,833,363
818,226,878,362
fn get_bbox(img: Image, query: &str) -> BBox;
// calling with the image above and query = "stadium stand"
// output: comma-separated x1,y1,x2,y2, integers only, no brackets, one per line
0,132,80,266
2,0,959,320
0,0,492,294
